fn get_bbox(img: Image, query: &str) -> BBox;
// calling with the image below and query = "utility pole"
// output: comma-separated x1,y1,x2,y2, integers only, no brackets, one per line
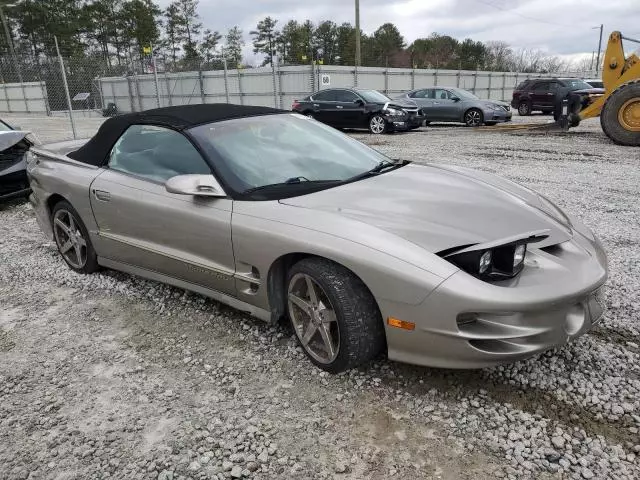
595,24,603,74
354,0,360,86
354,0,361,66
0,3,22,82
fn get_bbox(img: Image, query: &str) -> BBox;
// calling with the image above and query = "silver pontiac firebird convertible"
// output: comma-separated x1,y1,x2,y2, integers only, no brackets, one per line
27,104,608,373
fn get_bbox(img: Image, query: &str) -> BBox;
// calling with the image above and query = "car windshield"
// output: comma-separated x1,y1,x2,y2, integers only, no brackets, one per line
357,90,391,103
452,89,478,99
563,79,593,90
189,114,392,196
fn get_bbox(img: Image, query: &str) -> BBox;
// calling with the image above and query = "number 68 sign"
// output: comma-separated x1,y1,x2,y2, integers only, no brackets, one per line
321,74,330,86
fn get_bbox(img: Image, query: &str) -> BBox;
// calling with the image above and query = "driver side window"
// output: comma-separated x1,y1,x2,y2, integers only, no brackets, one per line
108,125,211,183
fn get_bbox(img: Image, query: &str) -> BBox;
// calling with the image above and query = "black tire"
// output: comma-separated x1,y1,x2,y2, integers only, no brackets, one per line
286,257,385,373
51,200,99,274
600,79,640,147
518,101,532,116
464,108,484,127
368,114,387,134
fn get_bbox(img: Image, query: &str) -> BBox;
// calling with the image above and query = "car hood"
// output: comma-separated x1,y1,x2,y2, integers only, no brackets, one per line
0,130,29,151
280,164,573,253
478,99,510,108
374,98,418,110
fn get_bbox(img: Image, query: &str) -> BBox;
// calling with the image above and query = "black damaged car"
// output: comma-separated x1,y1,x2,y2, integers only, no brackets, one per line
0,119,33,202
292,88,425,134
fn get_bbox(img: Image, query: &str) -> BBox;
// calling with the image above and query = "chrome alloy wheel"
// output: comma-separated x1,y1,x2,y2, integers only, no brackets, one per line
465,109,482,127
369,116,386,134
53,209,87,269
287,273,340,364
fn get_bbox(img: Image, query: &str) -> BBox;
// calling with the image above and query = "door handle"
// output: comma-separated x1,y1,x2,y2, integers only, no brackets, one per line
336,105,343,109
313,104,319,107
433,102,440,105
93,189,111,202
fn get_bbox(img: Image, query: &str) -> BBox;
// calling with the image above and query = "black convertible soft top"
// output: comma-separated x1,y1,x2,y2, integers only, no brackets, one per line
68,103,286,166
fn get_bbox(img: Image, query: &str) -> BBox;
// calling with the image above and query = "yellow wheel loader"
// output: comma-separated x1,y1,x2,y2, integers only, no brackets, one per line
576,31,640,146
482,31,640,146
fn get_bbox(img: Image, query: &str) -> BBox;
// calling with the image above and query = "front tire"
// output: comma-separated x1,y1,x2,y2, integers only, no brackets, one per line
600,80,640,146
51,200,99,274
286,257,385,373
369,114,387,134
464,108,483,127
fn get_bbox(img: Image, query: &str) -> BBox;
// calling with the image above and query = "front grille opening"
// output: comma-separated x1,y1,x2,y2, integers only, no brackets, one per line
456,312,478,329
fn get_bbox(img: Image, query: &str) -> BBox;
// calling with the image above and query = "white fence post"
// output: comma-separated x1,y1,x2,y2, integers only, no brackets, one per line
238,69,245,105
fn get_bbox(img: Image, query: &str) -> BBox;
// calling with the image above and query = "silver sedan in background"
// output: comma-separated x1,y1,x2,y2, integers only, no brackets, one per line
396,87,512,127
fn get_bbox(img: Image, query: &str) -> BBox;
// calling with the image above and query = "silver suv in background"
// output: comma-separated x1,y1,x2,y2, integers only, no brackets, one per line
395,87,512,127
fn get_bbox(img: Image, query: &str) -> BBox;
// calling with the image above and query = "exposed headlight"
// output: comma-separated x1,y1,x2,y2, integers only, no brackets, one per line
385,107,404,116
479,251,492,274
488,104,503,111
513,244,526,268
445,242,528,280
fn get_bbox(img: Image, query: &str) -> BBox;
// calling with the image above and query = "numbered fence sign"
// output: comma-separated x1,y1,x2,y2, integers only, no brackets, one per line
321,74,330,86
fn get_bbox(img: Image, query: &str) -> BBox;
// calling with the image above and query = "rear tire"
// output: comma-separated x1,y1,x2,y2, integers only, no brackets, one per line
286,257,385,373
518,101,532,116
600,80,640,146
51,200,99,274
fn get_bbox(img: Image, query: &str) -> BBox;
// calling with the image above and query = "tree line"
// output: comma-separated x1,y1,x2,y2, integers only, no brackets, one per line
0,0,579,75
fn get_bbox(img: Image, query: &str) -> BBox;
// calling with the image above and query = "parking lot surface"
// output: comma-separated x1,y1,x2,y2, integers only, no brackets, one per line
1,113,639,480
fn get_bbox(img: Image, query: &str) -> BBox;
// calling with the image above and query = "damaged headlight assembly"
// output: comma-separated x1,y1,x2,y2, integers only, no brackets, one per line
441,231,549,281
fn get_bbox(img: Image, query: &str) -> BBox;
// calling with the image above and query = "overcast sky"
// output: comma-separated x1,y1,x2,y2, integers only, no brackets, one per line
157,0,639,63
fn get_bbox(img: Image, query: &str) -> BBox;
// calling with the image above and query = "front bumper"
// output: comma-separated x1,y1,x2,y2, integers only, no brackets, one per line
381,224,608,369
0,168,30,201
483,107,512,123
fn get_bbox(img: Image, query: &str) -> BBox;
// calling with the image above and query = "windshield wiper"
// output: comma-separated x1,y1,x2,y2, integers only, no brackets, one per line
347,159,405,182
243,178,341,194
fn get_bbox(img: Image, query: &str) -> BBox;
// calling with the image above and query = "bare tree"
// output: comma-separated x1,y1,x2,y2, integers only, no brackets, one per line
484,41,513,71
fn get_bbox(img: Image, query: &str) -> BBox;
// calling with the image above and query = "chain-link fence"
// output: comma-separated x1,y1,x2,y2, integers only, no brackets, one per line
0,50,598,140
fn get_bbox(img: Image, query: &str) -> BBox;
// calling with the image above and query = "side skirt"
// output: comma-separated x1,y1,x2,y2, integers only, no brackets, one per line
98,257,271,322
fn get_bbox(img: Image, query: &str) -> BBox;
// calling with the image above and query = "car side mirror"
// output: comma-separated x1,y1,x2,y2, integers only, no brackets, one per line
450,96,460,102
165,174,226,197
354,98,364,105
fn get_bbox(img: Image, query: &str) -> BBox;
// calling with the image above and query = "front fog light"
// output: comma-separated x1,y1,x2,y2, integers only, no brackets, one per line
479,251,492,274
513,244,526,267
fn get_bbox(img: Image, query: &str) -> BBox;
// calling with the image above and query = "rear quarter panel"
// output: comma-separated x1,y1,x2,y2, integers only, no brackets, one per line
28,148,102,241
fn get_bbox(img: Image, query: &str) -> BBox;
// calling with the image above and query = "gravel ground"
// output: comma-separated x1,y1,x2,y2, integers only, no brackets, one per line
1,113,639,480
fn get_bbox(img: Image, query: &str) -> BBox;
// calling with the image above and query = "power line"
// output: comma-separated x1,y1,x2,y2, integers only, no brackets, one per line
474,0,572,28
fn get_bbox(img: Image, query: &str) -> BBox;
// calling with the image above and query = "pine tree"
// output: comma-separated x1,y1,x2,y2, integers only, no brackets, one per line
225,26,244,68
250,17,278,67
